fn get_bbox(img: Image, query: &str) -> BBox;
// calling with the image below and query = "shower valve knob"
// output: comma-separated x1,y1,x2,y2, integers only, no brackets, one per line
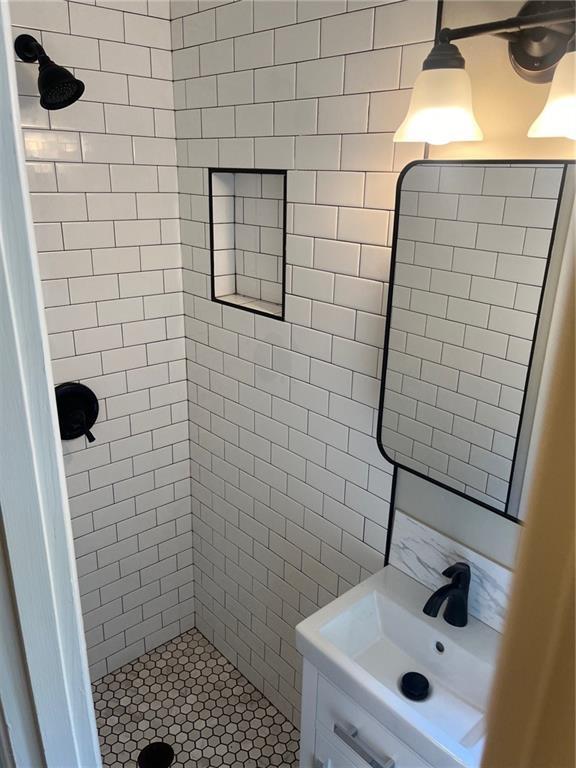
55,382,99,443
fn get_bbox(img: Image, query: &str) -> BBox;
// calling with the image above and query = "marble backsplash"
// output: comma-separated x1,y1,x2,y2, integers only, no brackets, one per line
389,511,514,632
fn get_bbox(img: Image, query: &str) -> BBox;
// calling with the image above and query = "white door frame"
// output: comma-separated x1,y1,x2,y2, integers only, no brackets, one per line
0,2,100,765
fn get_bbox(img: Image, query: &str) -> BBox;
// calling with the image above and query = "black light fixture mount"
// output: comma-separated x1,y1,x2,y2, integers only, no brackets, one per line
438,0,575,84
14,33,85,110
421,40,466,71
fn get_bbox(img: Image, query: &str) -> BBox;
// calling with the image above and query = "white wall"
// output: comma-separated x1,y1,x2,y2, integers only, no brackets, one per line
11,0,193,680
173,0,437,724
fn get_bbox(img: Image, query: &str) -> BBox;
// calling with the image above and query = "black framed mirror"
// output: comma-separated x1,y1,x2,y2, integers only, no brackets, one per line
377,160,572,521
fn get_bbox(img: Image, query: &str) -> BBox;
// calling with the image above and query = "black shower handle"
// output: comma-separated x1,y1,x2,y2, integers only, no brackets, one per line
71,409,96,443
55,382,99,443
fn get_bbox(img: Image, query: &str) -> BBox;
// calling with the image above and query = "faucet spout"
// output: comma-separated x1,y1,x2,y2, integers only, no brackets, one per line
422,562,471,627
423,583,455,617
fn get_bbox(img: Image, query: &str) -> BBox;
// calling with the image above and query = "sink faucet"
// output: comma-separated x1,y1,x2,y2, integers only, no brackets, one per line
423,562,470,627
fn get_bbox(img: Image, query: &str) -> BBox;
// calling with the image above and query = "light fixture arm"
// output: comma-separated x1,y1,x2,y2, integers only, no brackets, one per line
438,7,575,44
436,1,575,84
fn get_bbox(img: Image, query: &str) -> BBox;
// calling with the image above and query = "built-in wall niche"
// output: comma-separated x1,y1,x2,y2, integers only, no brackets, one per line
209,169,286,320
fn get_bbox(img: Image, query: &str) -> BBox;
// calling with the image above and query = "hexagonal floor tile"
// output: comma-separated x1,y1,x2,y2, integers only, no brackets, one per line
92,629,300,766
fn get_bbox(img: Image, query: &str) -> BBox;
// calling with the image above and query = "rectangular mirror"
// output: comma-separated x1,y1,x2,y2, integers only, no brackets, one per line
378,161,570,519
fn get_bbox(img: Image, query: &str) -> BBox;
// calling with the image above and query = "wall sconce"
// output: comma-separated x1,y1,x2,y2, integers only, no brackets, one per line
394,0,576,145
394,41,482,145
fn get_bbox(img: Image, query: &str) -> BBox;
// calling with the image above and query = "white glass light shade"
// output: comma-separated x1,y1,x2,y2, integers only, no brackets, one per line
394,68,483,145
528,51,576,140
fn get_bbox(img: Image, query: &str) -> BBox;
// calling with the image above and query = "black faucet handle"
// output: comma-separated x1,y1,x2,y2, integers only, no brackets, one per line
442,562,471,587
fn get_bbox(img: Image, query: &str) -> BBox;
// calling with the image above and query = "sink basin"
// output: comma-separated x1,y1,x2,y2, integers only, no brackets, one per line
296,565,501,768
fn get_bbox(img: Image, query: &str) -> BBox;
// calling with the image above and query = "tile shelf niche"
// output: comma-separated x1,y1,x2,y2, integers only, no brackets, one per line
209,168,287,320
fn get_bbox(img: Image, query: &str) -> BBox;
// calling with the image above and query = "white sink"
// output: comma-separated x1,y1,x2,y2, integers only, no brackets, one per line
296,565,501,768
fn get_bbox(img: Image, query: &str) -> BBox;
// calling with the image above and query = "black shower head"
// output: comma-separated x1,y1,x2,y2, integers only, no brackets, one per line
14,34,85,110
37,60,85,110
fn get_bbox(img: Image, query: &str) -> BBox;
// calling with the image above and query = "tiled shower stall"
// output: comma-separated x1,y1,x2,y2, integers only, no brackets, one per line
12,0,437,735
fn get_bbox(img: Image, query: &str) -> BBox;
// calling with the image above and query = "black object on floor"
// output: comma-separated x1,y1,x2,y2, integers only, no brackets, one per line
137,742,175,768
400,671,430,701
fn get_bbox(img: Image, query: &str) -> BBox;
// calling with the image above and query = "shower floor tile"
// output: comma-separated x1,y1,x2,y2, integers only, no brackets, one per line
92,629,300,767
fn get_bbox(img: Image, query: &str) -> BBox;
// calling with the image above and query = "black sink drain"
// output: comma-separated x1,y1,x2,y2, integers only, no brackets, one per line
400,671,430,701
137,742,175,768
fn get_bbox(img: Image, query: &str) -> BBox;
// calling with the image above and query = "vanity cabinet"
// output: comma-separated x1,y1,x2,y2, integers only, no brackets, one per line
300,660,432,768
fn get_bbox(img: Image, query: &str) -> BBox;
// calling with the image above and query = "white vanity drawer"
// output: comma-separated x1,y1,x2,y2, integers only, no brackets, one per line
316,675,432,768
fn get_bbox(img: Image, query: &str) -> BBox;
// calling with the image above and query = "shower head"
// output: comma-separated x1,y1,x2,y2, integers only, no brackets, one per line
14,34,85,110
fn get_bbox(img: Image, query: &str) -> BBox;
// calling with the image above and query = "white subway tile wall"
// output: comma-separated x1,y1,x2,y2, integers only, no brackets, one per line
12,0,192,680
13,0,439,723
381,163,563,511
173,0,434,724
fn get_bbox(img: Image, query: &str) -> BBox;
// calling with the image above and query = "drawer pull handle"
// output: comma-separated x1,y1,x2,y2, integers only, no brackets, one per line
333,723,395,768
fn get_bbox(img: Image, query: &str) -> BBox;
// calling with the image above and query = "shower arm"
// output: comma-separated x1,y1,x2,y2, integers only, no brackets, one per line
14,34,52,65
